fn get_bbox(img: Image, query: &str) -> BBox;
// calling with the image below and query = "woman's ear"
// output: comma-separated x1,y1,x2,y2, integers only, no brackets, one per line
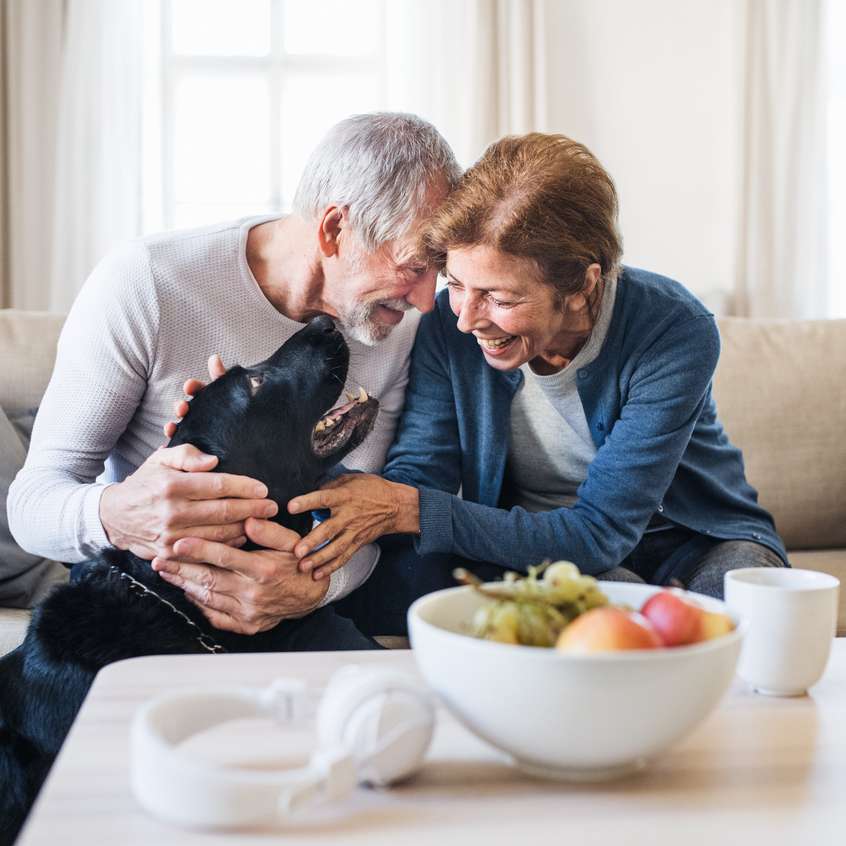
564,263,602,312
584,263,601,296
317,206,345,258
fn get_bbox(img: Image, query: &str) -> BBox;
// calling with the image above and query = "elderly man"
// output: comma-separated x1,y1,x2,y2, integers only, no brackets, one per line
8,112,459,649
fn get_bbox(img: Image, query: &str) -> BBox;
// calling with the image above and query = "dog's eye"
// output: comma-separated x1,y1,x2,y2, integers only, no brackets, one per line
248,374,264,395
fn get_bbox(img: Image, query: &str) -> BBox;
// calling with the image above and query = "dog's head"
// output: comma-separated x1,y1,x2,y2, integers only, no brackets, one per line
168,316,378,525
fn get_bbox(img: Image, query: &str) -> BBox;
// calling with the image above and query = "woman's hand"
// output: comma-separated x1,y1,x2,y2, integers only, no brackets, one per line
288,474,420,579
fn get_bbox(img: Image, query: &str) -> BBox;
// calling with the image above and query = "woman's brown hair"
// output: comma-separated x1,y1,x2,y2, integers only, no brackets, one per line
422,133,623,302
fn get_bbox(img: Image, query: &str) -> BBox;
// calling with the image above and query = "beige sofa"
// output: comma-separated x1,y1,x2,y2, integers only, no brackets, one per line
1,310,845,656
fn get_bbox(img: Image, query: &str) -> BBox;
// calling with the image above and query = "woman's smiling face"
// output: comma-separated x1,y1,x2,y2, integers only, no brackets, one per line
445,244,596,372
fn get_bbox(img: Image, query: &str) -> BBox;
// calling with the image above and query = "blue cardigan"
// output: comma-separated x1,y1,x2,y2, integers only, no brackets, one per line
381,267,787,577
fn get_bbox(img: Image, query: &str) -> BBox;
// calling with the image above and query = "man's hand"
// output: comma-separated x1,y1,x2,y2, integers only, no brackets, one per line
163,354,226,440
288,474,420,580
99,443,278,561
151,518,328,634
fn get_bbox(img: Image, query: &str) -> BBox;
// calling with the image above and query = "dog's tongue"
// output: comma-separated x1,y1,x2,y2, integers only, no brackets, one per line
328,398,357,417
314,387,370,433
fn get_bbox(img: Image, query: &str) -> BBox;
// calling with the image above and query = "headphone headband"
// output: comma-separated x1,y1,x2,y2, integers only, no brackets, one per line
130,668,435,829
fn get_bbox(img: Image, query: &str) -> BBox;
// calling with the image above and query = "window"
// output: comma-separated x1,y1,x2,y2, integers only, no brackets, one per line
143,0,387,232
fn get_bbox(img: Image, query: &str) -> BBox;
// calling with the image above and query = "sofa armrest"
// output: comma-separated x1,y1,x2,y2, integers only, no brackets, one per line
0,608,30,657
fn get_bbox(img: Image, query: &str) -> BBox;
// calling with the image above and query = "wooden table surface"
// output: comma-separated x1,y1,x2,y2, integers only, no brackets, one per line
19,641,846,846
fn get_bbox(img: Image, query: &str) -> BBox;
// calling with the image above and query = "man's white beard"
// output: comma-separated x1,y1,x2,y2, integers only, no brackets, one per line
340,298,413,346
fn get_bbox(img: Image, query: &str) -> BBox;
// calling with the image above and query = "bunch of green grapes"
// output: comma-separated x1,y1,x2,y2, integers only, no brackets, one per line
459,560,608,647
472,599,569,647
541,561,608,615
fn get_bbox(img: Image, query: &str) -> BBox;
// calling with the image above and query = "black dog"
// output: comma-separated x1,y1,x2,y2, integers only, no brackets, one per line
0,316,378,845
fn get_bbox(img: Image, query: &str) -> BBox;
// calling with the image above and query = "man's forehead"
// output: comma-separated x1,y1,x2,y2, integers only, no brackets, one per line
392,241,427,264
375,231,423,265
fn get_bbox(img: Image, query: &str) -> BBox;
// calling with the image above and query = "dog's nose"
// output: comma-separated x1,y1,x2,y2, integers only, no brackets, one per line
310,315,336,335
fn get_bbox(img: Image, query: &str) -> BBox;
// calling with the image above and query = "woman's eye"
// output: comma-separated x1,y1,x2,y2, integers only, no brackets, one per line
491,297,515,308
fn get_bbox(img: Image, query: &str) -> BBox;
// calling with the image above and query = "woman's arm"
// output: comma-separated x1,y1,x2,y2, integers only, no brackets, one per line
413,314,721,574
293,313,720,578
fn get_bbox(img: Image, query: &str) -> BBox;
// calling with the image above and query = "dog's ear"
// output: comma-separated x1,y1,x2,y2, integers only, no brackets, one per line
248,374,264,396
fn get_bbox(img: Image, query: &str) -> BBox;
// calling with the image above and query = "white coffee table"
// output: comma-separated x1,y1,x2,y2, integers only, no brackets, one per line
18,641,846,845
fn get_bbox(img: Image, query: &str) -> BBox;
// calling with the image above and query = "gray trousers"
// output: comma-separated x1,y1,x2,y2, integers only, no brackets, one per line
602,527,785,599
337,528,785,636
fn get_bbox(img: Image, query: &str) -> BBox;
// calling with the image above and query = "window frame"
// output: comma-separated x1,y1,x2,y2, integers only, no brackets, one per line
144,0,388,232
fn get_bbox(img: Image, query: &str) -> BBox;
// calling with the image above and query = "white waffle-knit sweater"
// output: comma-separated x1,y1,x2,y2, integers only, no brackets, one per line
7,216,420,604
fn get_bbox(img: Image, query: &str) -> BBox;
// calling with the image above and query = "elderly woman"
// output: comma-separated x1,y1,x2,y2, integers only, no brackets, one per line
288,133,786,622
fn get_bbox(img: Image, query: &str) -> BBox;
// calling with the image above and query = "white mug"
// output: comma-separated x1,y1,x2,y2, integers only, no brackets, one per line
724,568,839,696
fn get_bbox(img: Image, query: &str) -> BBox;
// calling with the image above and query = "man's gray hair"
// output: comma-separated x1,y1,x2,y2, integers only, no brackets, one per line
293,112,461,250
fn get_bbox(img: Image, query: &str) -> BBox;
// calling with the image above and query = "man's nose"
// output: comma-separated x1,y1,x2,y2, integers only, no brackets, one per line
405,269,438,314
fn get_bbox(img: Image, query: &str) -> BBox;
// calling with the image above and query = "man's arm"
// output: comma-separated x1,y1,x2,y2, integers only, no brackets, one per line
7,243,274,563
8,243,159,561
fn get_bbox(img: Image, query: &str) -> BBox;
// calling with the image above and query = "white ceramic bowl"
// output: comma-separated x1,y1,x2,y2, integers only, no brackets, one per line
408,581,745,781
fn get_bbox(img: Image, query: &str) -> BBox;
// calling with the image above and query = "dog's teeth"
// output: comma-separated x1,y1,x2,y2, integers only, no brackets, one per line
358,386,368,403
315,421,325,433
346,392,356,402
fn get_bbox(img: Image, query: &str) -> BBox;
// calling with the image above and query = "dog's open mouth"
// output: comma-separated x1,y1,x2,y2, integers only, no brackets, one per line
311,386,379,458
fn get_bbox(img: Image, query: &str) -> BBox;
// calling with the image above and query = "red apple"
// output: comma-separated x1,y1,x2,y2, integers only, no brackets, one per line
641,590,705,647
556,607,662,654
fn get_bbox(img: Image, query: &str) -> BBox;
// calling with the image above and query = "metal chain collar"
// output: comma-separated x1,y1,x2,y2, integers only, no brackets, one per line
109,565,226,654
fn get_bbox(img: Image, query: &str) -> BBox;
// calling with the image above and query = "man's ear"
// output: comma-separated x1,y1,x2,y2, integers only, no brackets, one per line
317,206,345,258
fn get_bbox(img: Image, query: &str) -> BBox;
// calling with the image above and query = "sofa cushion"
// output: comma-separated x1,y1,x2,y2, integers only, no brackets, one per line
0,400,69,608
0,311,71,611
788,549,846,636
0,608,29,656
714,318,846,550
0,310,66,414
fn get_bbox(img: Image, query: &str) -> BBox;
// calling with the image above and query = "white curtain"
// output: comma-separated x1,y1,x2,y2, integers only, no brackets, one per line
385,0,547,167
0,0,144,312
826,0,846,318
735,0,829,318
48,0,144,312
1,0,64,311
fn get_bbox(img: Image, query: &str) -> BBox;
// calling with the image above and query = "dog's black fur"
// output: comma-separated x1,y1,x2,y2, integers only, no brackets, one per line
0,316,378,844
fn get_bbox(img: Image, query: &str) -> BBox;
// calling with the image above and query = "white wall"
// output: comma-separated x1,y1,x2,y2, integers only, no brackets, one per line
541,0,744,309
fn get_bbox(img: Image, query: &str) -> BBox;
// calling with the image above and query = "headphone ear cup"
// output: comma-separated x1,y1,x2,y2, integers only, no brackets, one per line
317,667,435,787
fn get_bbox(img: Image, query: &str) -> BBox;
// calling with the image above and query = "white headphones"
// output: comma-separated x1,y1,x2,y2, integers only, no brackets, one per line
130,665,436,829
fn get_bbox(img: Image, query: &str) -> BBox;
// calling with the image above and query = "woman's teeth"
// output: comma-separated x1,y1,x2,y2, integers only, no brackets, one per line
477,336,515,350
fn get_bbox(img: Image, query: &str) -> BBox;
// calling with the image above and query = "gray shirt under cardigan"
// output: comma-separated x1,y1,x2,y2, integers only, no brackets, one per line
505,276,617,512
